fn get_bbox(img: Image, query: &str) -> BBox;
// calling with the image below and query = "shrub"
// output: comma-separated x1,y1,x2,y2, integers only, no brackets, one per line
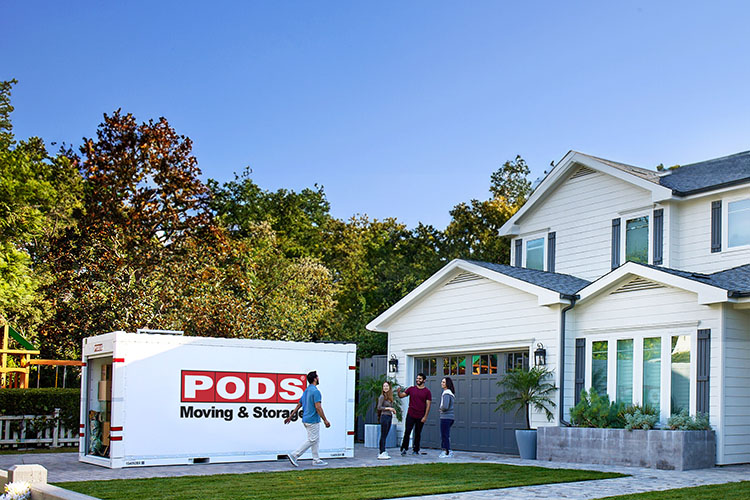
570,388,612,428
0,388,80,430
624,409,659,430
667,409,711,430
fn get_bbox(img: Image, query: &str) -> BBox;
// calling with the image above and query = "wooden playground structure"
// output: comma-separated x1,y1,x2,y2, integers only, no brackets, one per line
0,322,83,389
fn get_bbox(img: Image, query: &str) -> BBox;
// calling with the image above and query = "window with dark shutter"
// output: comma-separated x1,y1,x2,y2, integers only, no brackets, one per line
547,232,556,272
711,201,722,253
514,239,522,267
611,218,621,269
653,209,664,265
696,329,711,414
575,338,585,405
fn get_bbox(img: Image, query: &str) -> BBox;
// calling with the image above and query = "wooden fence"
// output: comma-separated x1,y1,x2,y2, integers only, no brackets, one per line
0,409,78,449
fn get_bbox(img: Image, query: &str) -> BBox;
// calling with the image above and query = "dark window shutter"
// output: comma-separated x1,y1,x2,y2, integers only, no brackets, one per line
547,232,556,273
514,239,522,267
611,218,621,270
696,329,711,414
574,338,585,405
711,201,722,253
653,209,664,265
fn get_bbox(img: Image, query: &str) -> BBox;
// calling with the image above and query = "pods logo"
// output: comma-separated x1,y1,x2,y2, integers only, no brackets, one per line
181,371,307,403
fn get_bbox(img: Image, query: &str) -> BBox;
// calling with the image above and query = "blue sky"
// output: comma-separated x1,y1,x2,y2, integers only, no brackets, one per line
3,1,750,228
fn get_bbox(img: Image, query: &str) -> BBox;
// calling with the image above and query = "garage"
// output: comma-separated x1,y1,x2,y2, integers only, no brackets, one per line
413,351,528,454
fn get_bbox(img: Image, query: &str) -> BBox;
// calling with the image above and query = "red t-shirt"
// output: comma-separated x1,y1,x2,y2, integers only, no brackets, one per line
405,386,432,419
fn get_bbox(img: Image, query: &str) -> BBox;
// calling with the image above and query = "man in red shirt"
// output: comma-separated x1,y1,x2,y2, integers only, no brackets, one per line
396,373,432,456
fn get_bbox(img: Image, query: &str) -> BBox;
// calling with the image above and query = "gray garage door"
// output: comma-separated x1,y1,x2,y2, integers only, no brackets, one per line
413,352,528,454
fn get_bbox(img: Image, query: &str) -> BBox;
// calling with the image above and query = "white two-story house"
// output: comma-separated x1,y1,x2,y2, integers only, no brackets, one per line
367,150,750,464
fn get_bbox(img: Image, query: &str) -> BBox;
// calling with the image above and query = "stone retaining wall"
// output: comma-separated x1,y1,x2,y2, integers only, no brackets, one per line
538,427,716,470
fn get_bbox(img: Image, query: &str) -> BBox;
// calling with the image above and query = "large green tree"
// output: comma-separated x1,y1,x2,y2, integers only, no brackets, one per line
0,80,83,336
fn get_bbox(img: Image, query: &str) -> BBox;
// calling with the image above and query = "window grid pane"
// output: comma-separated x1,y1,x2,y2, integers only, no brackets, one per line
671,336,691,415
489,354,497,374
643,337,661,414
728,199,750,247
591,341,608,396
526,238,545,270
616,339,633,405
626,216,649,263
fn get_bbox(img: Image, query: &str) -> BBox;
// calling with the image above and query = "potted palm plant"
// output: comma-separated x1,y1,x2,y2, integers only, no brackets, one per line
496,365,557,459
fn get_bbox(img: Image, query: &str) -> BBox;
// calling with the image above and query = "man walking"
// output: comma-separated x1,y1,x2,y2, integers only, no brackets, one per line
284,370,331,466
396,372,432,456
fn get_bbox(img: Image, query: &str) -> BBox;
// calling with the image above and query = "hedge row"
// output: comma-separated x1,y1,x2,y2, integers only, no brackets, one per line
0,388,80,430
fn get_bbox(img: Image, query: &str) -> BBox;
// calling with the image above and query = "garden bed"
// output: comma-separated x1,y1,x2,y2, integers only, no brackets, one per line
537,426,715,470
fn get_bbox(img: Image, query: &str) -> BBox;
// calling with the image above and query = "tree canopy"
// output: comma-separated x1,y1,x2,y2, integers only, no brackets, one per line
1,80,532,359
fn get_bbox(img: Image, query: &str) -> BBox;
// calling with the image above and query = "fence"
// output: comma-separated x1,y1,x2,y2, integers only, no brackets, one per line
0,409,78,449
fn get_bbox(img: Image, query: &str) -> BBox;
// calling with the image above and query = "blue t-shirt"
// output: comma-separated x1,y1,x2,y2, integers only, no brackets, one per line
300,384,322,424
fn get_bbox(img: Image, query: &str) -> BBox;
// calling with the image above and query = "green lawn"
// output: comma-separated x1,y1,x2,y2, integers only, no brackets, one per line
602,481,750,500
57,463,624,500
0,446,77,455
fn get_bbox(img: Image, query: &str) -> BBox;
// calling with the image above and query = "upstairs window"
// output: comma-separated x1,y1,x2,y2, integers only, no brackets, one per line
625,216,649,263
526,238,544,270
728,199,750,248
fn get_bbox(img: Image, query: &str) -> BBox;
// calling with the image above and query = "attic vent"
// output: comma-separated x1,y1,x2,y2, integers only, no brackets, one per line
570,166,596,179
611,277,665,294
445,272,483,286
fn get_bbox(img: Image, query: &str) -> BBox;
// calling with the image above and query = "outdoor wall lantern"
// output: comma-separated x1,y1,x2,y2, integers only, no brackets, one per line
388,354,399,373
534,343,547,366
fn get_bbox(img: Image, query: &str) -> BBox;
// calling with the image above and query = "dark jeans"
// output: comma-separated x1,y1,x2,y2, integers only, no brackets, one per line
401,414,425,452
440,418,454,451
379,413,392,453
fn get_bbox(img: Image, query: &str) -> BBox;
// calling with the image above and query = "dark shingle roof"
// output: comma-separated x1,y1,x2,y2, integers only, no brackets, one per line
466,260,590,296
658,150,750,195
638,263,750,296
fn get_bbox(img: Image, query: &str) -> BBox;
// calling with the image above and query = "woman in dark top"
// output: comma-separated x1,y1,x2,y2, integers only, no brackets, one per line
439,377,455,458
376,381,397,459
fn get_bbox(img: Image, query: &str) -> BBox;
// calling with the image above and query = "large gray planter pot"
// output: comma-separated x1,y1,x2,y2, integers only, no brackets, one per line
538,427,716,470
364,423,397,448
515,429,537,460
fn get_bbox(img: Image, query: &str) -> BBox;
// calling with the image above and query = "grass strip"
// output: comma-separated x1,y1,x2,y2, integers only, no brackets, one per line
0,447,77,455
601,480,750,500
56,462,623,500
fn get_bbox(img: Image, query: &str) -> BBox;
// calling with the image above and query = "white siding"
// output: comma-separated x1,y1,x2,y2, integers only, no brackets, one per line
515,171,653,281
387,276,559,428
721,305,750,465
672,187,750,273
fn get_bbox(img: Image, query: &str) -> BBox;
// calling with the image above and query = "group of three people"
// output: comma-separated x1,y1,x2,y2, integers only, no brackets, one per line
376,372,455,460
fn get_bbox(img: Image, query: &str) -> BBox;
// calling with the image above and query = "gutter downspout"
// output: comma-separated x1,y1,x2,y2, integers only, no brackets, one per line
558,293,578,426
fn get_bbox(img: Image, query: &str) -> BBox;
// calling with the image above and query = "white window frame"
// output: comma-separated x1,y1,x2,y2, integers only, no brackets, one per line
520,230,548,271
620,209,652,265
584,330,696,423
723,195,750,252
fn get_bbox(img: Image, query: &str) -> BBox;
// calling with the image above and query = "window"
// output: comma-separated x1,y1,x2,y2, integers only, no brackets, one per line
728,199,750,248
506,352,528,372
526,238,544,270
471,354,498,375
625,216,649,263
591,341,608,396
443,356,466,376
616,339,633,404
671,336,691,414
416,357,437,377
643,337,661,413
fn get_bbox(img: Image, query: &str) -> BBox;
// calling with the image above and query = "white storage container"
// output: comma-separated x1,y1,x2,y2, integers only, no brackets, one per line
79,331,356,468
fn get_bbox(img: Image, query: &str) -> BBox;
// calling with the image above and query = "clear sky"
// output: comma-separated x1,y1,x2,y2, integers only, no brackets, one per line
3,1,750,229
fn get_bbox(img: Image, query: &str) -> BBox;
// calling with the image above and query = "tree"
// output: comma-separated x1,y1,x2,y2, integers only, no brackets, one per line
0,80,83,336
444,155,531,263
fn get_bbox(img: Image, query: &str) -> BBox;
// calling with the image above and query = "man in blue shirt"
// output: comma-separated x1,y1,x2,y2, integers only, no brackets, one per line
284,370,331,466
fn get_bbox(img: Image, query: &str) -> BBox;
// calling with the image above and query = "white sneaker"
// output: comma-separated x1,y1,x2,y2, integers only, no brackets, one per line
312,459,328,466
287,453,298,467
377,452,390,460
447,451,455,458
438,451,448,458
